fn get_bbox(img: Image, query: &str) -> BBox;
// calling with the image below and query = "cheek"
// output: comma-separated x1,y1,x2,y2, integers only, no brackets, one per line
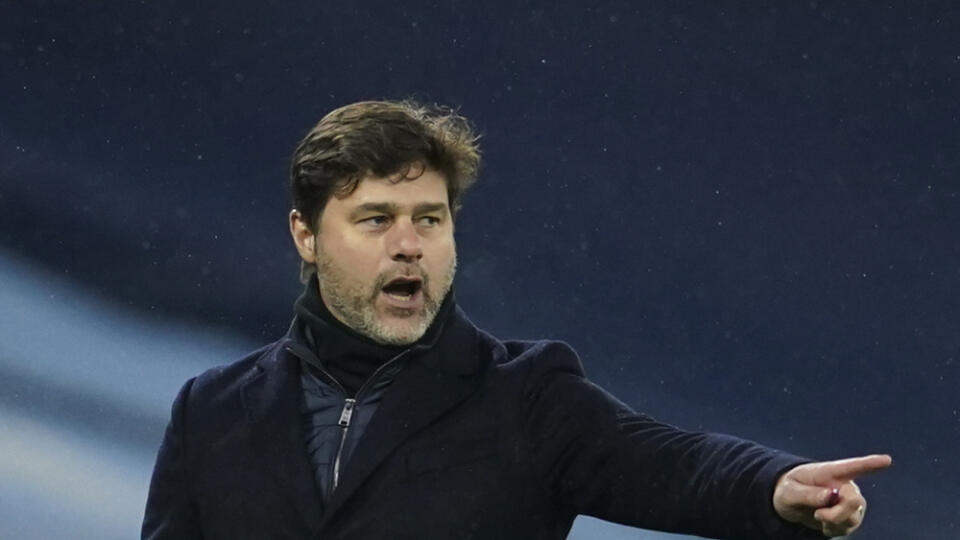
429,240,456,274
322,236,382,275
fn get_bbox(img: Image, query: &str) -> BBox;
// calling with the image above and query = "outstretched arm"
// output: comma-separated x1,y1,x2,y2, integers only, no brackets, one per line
523,369,824,538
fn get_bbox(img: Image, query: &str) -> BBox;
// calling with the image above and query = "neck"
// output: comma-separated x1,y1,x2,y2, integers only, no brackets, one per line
291,275,455,394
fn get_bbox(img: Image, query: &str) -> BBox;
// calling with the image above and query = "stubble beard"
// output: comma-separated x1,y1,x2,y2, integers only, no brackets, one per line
314,247,456,346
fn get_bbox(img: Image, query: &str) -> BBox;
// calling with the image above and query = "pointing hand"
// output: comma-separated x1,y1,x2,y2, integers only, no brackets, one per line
772,454,892,537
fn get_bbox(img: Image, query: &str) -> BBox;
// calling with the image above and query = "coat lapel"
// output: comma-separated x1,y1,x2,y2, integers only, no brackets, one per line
241,342,324,532
316,307,483,529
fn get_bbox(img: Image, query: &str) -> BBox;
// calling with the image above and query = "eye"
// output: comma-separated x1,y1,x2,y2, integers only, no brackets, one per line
359,215,391,228
417,216,442,227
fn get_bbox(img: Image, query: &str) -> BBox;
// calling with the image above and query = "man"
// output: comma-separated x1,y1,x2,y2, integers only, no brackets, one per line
142,100,890,539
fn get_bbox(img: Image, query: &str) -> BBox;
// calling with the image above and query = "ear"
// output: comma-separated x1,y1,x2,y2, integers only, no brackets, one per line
289,209,317,264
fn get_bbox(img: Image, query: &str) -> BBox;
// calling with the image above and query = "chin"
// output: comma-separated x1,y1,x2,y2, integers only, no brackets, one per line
371,332,420,347
371,319,429,346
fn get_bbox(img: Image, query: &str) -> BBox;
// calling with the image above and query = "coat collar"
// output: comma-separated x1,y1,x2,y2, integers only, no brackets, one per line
241,339,324,531
242,303,484,533
317,306,482,530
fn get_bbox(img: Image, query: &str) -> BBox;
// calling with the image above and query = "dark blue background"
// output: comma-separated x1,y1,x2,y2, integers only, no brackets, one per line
1,2,957,538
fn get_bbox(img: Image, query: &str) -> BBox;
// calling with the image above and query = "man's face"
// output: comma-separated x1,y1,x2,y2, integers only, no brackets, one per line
292,169,456,345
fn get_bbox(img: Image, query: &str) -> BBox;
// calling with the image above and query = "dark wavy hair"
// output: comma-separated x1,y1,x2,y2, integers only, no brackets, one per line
289,99,482,233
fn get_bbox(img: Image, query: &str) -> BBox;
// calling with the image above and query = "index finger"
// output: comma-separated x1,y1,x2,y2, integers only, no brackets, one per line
816,454,892,482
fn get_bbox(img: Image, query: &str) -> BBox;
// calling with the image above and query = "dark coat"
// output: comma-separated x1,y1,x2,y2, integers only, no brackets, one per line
142,306,824,540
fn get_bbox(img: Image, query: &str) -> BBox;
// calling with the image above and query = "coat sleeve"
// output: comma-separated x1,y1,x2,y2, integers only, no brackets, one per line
521,342,826,540
141,378,204,540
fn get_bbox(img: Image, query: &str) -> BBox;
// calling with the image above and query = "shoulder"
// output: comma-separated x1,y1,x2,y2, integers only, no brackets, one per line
175,338,287,407
477,331,586,387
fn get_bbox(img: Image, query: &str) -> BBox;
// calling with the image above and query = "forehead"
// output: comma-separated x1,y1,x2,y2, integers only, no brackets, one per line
331,170,450,211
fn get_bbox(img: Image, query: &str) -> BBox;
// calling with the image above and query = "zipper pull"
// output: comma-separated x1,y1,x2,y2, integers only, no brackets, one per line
339,398,356,427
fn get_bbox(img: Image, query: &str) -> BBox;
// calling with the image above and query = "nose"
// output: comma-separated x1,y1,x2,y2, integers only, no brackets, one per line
387,217,423,263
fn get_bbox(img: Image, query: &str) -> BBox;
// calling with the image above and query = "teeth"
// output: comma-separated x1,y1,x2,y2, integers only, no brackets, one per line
387,292,412,301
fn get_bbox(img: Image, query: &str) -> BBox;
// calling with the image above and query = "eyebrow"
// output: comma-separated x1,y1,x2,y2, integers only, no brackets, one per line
412,202,449,216
349,202,397,220
348,202,449,220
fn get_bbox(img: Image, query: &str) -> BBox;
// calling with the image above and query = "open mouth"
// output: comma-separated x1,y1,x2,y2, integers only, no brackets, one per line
381,276,423,301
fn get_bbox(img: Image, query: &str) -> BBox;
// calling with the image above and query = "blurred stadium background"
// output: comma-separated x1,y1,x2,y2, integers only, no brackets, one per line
2,2,957,538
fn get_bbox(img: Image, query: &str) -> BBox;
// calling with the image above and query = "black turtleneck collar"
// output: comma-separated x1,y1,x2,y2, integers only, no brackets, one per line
291,273,456,395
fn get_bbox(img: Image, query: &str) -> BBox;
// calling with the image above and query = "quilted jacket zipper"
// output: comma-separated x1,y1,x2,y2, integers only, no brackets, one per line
331,397,355,491
328,350,408,494
288,343,409,499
